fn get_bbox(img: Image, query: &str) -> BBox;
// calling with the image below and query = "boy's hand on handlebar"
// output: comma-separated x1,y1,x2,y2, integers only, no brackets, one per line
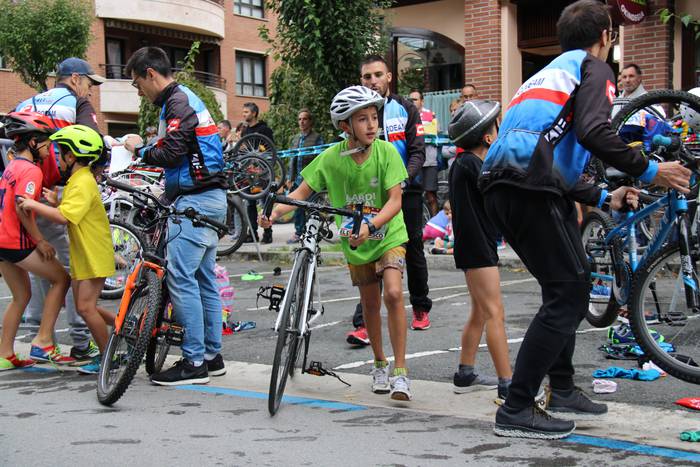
349,223,370,248
610,186,640,211
653,161,692,193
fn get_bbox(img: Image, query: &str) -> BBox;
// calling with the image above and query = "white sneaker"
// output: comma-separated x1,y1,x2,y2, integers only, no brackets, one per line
390,374,412,401
370,366,390,394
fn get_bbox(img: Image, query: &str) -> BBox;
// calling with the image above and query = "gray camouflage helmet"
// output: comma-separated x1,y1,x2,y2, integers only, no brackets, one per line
448,99,500,149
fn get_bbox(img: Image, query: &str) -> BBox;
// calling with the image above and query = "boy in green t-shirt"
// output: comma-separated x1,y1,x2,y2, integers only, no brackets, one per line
260,86,412,401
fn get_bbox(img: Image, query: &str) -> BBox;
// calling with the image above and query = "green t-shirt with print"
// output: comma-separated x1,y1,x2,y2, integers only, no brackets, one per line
301,139,408,265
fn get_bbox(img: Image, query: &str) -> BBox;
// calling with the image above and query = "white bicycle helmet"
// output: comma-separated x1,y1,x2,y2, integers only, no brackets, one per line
680,87,700,132
330,86,385,129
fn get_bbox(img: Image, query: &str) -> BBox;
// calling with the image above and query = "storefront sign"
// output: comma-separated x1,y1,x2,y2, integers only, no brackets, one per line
608,0,648,25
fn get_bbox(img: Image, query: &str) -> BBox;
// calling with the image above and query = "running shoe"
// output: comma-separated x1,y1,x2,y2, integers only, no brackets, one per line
590,284,611,300
390,374,412,401
77,357,101,375
370,365,390,394
205,354,226,377
608,323,663,344
494,405,575,440
547,386,608,416
346,326,370,346
0,353,36,371
453,372,498,394
411,310,431,330
30,344,76,365
70,341,100,362
150,359,209,386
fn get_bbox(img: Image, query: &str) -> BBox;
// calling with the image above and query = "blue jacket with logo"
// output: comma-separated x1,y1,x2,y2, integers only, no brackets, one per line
379,94,425,191
479,50,657,206
138,82,227,201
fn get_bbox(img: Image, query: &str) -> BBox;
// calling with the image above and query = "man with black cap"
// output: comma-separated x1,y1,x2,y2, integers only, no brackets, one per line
14,57,107,364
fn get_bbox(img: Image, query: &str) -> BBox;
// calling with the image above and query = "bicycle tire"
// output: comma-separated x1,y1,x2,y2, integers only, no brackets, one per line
145,300,172,375
101,220,145,300
229,154,273,201
97,268,162,405
629,242,700,384
232,133,286,187
581,209,625,327
217,194,248,256
268,249,308,416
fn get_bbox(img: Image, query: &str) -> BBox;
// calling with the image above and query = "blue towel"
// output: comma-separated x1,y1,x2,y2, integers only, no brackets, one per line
629,342,675,355
592,366,661,381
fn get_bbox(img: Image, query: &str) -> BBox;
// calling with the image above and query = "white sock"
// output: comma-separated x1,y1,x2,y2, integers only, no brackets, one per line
191,360,204,367
204,353,217,361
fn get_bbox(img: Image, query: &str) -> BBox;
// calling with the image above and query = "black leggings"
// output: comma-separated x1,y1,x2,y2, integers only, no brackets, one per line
483,185,590,410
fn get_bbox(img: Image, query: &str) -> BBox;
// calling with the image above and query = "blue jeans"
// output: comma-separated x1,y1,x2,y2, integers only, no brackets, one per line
166,189,227,362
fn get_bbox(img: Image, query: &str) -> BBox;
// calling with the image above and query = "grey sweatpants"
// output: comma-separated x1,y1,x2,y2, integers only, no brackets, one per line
24,216,90,348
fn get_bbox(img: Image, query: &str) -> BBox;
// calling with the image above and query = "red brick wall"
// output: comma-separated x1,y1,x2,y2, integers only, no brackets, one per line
621,0,674,90
464,0,501,101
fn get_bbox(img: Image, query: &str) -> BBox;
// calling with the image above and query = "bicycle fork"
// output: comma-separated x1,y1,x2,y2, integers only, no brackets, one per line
673,193,698,312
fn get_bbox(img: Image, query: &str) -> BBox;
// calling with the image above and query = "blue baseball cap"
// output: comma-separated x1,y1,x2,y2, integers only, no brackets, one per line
56,57,106,85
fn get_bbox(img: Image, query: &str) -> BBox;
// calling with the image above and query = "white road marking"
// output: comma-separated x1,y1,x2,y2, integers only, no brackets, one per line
333,326,608,370
310,320,342,331
14,328,71,341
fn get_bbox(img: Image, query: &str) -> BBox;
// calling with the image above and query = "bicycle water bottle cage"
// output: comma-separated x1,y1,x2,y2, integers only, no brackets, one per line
256,284,285,312
305,361,351,387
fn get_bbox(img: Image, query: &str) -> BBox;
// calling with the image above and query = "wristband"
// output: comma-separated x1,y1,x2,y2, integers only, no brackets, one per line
367,221,379,235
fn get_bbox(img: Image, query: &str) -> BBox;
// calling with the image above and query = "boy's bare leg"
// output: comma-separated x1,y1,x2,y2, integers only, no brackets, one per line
382,268,407,369
17,252,71,348
466,267,512,378
0,262,31,357
459,292,486,366
73,278,110,352
359,282,384,362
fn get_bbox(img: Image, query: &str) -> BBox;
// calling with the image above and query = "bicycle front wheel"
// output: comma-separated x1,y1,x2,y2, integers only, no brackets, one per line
217,195,248,256
101,220,144,300
269,249,309,415
629,242,700,384
145,300,172,375
229,154,273,200
97,267,162,405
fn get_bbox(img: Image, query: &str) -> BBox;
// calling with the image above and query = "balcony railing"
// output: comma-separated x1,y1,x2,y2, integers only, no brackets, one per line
100,64,226,90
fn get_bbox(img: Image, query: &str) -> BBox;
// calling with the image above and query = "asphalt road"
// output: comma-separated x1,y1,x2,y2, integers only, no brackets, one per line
2,257,700,465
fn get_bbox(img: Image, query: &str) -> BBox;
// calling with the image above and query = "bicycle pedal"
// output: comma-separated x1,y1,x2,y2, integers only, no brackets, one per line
165,324,185,346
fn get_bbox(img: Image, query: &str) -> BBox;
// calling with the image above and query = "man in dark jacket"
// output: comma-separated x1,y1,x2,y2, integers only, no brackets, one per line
480,0,690,439
346,54,432,346
287,108,324,243
240,102,275,243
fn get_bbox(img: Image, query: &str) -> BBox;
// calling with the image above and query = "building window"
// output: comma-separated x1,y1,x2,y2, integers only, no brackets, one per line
234,0,264,19
105,39,124,79
0,54,6,69
236,53,266,97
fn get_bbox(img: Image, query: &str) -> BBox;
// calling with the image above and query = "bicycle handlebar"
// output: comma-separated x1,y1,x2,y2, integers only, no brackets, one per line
105,177,229,236
263,185,364,249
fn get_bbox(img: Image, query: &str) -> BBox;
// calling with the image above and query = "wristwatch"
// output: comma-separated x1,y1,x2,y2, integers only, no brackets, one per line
367,221,379,235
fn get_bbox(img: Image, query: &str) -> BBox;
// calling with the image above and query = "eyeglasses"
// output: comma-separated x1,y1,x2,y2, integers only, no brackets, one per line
131,76,141,89
409,97,420,102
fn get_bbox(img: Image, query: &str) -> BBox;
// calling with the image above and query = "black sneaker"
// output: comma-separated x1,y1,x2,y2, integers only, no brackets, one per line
494,404,575,440
261,228,273,244
150,359,209,386
547,386,608,417
453,371,498,394
69,341,100,364
205,354,226,377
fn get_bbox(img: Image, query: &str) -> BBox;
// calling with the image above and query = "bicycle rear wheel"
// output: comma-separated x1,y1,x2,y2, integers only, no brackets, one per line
229,154,273,200
97,267,162,405
233,133,285,187
101,220,144,300
217,195,247,256
581,209,625,327
269,249,309,415
629,242,700,384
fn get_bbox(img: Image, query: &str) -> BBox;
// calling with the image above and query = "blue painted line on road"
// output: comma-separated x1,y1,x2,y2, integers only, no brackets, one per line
175,385,367,411
564,434,700,462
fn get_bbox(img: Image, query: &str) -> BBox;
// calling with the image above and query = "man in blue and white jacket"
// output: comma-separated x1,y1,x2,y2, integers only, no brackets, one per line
124,47,229,386
479,0,690,440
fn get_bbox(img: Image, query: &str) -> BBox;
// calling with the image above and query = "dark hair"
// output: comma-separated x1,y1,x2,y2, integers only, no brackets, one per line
298,108,313,121
12,133,49,152
557,0,611,52
125,47,173,78
409,89,424,99
243,102,259,118
623,63,642,75
360,54,389,72
218,119,232,130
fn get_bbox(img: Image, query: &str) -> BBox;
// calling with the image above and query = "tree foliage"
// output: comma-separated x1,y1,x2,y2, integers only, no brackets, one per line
0,0,93,92
659,8,700,39
136,42,224,138
259,0,392,148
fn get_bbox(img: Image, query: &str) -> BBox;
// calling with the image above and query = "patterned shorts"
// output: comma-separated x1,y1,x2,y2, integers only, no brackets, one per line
347,246,406,286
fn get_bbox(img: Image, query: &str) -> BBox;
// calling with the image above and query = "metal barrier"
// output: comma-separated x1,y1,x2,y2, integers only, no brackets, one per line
277,134,455,159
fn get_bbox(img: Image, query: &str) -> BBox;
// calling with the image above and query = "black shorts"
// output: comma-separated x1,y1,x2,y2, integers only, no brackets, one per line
0,247,35,263
453,204,499,270
422,166,438,192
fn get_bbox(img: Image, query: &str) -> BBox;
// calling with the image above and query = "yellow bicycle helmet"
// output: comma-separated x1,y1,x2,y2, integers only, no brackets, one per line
49,124,103,163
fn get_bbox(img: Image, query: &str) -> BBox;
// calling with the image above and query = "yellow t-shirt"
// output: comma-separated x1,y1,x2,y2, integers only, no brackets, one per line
59,167,115,280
